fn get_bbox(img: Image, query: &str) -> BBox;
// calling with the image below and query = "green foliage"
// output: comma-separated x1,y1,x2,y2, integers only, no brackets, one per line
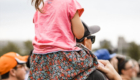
101,42,110,49
92,48,99,52
100,39,112,50
0,40,33,56
0,42,21,56
127,42,140,61
23,40,33,55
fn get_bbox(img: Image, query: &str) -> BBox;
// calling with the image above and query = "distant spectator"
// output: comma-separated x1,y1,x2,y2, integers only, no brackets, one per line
137,64,140,77
132,59,140,78
94,49,116,60
93,49,118,71
117,57,135,80
0,52,28,80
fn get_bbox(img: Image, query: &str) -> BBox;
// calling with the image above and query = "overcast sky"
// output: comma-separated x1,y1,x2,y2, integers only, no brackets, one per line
0,0,140,48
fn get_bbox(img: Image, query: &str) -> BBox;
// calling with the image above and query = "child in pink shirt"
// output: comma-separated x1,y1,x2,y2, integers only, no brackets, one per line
29,0,99,79
32,0,84,54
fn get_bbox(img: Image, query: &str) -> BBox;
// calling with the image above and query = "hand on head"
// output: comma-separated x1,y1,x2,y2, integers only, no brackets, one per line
97,60,122,80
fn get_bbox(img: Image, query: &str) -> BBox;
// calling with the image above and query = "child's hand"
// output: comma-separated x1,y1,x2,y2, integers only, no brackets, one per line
97,60,122,80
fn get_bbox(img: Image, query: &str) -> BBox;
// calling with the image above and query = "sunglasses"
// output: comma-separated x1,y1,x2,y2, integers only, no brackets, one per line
125,65,134,70
86,35,95,44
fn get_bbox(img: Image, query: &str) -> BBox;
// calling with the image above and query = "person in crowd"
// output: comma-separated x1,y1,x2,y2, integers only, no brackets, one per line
117,57,135,80
76,21,106,80
131,59,140,79
0,52,28,80
137,64,140,77
94,49,118,71
77,21,121,80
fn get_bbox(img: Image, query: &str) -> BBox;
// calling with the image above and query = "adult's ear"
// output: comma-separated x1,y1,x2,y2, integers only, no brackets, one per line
121,69,125,74
9,69,16,77
83,37,88,46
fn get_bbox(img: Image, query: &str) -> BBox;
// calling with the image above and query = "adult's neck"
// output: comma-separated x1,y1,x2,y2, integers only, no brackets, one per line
121,75,131,80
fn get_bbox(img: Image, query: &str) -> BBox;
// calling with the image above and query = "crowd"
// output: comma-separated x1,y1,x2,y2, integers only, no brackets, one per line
0,0,140,80
94,49,140,80
0,22,140,80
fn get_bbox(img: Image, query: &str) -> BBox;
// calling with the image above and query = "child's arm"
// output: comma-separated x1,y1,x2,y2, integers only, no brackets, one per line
71,11,84,39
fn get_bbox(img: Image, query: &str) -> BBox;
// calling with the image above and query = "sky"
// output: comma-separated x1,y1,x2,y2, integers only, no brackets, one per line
0,0,140,48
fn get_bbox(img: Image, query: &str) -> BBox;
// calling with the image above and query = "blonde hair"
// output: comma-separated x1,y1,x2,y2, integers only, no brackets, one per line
32,0,44,13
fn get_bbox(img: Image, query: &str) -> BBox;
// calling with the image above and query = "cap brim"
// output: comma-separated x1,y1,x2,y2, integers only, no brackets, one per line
15,58,26,64
94,49,111,60
88,25,100,35
110,53,116,58
15,54,29,64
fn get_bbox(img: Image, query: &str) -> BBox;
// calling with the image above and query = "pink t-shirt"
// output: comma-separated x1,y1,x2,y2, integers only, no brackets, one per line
33,0,84,54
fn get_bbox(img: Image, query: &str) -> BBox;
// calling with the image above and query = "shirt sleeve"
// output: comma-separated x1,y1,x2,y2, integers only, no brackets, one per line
68,0,84,19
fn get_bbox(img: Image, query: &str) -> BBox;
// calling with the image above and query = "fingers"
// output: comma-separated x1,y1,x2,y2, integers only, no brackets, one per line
98,60,110,66
97,65,107,73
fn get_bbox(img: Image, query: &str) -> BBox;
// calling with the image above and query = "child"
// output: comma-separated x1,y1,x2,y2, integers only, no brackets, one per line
29,0,98,79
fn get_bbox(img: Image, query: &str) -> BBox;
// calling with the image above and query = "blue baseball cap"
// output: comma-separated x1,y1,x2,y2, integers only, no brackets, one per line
94,49,116,60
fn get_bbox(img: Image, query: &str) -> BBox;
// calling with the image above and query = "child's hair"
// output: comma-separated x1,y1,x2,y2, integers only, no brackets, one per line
32,0,44,12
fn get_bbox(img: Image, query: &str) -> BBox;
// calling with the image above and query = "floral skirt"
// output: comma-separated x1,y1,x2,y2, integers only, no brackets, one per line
28,43,98,80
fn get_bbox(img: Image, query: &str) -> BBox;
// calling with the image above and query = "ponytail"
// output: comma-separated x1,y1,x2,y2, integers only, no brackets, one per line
32,0,44,13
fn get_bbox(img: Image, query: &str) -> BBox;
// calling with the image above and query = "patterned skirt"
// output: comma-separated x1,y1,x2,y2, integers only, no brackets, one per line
28,43,98,80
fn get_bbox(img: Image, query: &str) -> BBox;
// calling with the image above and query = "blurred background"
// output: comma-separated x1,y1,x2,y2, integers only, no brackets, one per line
0,0,140,61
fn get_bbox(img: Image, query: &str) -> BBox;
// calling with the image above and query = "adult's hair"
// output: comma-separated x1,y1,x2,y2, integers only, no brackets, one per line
1,66,17,79
107,49,113,54
107,49,113,61
137,64,140,77
32,0,44,12
26,50,33,68
116,57,129,75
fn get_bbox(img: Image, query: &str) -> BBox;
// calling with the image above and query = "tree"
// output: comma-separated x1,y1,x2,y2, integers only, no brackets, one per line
127,42,140,61
23,40,33,55
0,42,21,56
99,39,113,50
